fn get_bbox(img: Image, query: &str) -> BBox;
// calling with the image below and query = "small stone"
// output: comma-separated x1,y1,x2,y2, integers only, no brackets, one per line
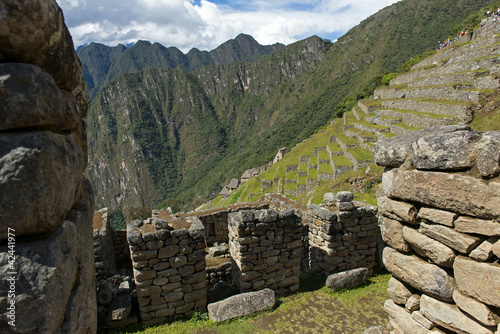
387,277,413,305
336,191,354,202
337,201,354,211
405,294,421,313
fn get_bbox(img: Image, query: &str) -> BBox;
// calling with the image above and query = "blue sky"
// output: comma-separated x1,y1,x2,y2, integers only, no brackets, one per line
56,0,401,52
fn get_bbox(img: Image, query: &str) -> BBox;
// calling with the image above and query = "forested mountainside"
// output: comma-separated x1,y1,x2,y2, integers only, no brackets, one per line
83,0,498,218
77,34,284,100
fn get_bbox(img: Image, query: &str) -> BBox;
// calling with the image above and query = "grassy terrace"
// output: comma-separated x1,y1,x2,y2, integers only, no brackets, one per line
343,111,358,125
328,142,343,152
332,155,353,167
394,123,421,131
318,150,330,161
353,105,366,118
347,127,378,139
336,133,359,146
307,168,318,179
390,108,455,119
347,148,374,161
356,118,389,131
319,163,334,173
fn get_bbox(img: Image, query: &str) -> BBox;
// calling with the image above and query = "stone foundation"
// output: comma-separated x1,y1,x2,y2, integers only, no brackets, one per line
374,126,500,334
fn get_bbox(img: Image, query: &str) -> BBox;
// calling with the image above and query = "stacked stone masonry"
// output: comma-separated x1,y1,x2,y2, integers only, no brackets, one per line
228,209,303,295
0,0,97,333
374,125,500,334
127,217,207,325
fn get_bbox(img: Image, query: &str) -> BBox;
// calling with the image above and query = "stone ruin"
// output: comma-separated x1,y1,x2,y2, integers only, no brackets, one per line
374,125,500,334
0,0,96,333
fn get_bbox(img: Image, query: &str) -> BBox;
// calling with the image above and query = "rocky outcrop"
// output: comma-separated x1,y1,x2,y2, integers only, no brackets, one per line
0,1,96,333
375,126,500,334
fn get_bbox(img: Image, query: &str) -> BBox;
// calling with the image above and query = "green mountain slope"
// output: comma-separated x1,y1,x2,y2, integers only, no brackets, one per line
85,0,498,217
78,34,284,100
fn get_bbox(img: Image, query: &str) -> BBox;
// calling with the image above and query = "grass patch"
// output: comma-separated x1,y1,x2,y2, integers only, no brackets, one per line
286,170,298,180
307,168,318,179
347,148,374,161
336,133,359,146
319,163,334,173
318,150,330,161
332,155,353,167
328,142,343,152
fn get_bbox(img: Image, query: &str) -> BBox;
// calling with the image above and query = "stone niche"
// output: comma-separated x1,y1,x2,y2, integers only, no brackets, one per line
127,217,207,326
373,125,500,334
228,209,303,294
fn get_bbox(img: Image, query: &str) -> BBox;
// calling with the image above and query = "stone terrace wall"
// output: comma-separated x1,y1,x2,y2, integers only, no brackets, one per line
373,125,500,334
0,1,96,333
93,208,116,277
228,209,303,295
264,194,379,277
127,217,207,326
158,203,268,245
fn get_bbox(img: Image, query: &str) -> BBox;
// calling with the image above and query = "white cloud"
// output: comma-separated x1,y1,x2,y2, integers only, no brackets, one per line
57,0,401,52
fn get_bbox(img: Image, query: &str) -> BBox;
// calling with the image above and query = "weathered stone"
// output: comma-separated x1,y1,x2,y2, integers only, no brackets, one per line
208,288,275,322
477,132,500,177
453,289,498,327
336,191,354,202
455,216,500,236
379,216,412,253
373,125,470,167
181,271,206,285
412,129,481,170
384,299,431,334
159,245,180,259
132,250,157,261
337,201,354,211
188,217,205,239
170,228,188,238
411,311,435,330
381,169,500,219
378,196,418,224
402,226,456,267
146,240,164,250
323,192,336,206
492,239,500,258
169,256,188,269
308,204,337,222
470,237,499,262
454,256,500,308
417,207,457,227
420,222,481,254
164,291,184,303
387,277,413,305
208,245,228,257
383,247,455,302
325,268,369,292
133,268,157,281
0,132,84,238
255,209,278,223
362,326,385,334
110,293,132,321
405,294,421,313
420,294,494,334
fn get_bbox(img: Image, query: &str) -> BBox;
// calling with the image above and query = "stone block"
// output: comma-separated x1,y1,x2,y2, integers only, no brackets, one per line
454,256,500,308
208,288,275,322
477,132,500,177
164,291,184,303
169,255,188,268
383,299,431,334
420,294,495,334
325,268,369,292
405,294,421,313
420,222,481,254
417,207,457,227
336,191,354,202
402,226,456,267
455,216,500,236
379,216,411,253
378,197,418,225
411,311,434,330
387,277,413,305
383,247,454,302
470,237,499,262
453,289,498,327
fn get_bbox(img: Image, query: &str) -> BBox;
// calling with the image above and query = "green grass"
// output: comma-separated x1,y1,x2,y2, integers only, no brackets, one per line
285,182,297,191
319,163,334,173
308,156,318,165
328,142,343,152
298,164,308,172
390,108,455,119
332,155,353,167
307,168,318,179
347,148,374,161
286,171,298,180
336,133,359,146
318,150,330,161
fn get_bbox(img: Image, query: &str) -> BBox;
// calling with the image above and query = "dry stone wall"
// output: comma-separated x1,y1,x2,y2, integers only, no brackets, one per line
373,125,500,334
228,209,303,294
0,1,96,333
127,217,207,326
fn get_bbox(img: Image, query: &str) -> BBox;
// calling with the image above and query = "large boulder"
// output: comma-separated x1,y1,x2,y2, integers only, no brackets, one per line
208,288,275,322
325,268,370,292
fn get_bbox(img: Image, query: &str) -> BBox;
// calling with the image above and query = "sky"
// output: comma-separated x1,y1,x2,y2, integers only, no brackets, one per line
56,0,402,53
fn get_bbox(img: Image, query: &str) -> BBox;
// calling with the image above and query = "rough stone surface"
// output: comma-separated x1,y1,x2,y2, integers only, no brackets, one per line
208,289,275,322
417,207,457,227
378,196,417,224
373,125,470,168
470,237,499,262
384,299,430,334
454,216,500,237
382,169,500,219
411,129,481,170
383,247,455,302
363,326,385,334
325,268,369,292
419,222,481,254
420,294,495,334
477,132,500,177
402,226,456,267
379,216,411,253
453,289,498,327
386,277,413,305
454,256,500,308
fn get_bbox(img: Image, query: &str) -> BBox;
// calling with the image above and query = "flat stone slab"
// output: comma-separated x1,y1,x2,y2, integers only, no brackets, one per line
326,268,369,292
208,288,275,322
208,245,228,257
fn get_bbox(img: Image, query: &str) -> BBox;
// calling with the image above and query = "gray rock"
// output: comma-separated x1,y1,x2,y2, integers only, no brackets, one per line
336,191,354,202
256,209,278,223
384,299,431,334
379,216,412,253
323,192,336,206
454,216,500,237
208,288,275,322
208,245,228,257
477,132,500,177
412,129,481,170
325,268,369,292
188,217,205,239
420,222,481,254
337,201,354,211
363,326,385,334
454,256,500,308
373,125,470,167
383,247,455,302
417,207,457,227
386,277,413,305
453,289,498,327
381,168,500,219
420,294,495,334
378,196,417,224
402,226,456,267
109,293,132,321
308,204,337,222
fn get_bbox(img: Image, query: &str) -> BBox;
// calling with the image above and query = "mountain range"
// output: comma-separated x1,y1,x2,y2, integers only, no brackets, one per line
79,0,498,219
